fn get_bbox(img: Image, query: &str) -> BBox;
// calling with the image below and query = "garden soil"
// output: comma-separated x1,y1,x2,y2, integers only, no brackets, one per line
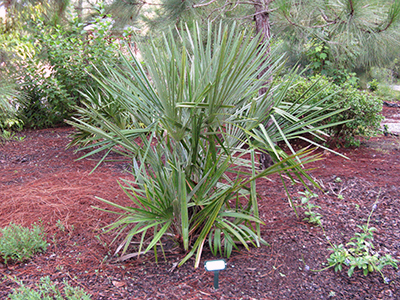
0,106,400,299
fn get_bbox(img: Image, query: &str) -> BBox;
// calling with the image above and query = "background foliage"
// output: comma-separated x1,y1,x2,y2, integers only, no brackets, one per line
1,0,398,130
282,75,384,146
0,2,125,128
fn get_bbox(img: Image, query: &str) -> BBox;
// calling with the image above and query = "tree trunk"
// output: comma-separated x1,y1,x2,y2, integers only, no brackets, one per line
254,0,272,43
254,0,275,169
254,0,273,96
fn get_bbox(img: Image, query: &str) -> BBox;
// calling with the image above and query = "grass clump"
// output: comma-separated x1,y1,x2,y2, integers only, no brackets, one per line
0,223,47,264
8,276,92,300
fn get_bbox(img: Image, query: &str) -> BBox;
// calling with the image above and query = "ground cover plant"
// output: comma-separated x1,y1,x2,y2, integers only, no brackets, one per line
67,22,351,268
298,191,399,283
325,201,398,282
0,223,47,264
8,276,92,299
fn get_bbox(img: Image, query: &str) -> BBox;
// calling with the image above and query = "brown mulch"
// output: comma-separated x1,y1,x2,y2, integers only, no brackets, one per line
0,106,399,299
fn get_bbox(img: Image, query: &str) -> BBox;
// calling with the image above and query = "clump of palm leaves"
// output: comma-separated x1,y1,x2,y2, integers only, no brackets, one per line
68,22,347,267
0,79,18,119
0,78,24,140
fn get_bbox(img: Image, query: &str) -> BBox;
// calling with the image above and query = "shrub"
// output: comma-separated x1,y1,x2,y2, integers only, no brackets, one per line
304,38,359,86
16,59,74,128
372,83,400,103
1,3,125,128
0,223,47,264
34,6,121,105
8,276,92,300
282,75,383,146
69,22,344,267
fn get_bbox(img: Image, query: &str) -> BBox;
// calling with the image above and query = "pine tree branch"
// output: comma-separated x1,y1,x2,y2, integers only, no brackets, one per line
281,11,341,29
233,8,277,20
195,0,275,10
348,0,354,17
378,0,400,33
193,0,218,8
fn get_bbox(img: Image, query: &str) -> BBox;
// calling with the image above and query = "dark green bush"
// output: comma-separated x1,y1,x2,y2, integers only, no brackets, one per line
283,75,383,146
35,10,121,105
17,60,74,128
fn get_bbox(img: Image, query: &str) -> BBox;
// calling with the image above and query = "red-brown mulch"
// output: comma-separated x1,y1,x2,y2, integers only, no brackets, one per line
0,106,399,299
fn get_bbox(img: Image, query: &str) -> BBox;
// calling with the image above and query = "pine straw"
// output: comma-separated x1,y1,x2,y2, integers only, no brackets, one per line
0,128,134,268
0,170,131,232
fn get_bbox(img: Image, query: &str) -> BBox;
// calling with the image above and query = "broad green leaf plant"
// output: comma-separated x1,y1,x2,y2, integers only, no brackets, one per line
68,22,347,268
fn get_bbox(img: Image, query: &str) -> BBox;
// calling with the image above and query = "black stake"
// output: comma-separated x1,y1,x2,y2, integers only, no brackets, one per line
213,271,220,289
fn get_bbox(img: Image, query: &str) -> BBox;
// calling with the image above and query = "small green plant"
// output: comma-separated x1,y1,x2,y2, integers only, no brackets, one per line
305,39,330,74
0,129,15,142
334,177,342,183
304,38,359,86
8,276,92,299
0,130,25,143
298,191,322,225
55,220,65,232
324,202,398,282
0,223,47,264
367,79,379,92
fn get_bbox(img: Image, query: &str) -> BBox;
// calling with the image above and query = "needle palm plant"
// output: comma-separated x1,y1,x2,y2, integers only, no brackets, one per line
0,80,17,115
68,22,346,267
0,78,23,130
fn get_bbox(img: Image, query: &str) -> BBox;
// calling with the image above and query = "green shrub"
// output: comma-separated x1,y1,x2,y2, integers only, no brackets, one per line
1,3,125,128
34,7,121,105
370,66,396,85
8,276,91,300
16,59,74,128
373,84,400,102
69,22,345,268
283,75,383,146
304,38,359,86
0,223,47,264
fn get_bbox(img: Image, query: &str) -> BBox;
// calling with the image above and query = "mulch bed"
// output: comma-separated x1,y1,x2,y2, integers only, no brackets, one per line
0,105,399,299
